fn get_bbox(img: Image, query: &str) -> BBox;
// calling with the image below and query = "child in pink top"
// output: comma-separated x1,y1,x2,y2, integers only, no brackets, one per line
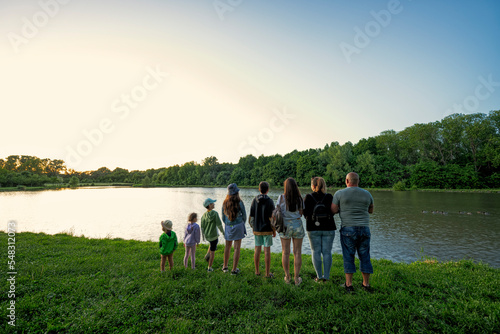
184,212,201,269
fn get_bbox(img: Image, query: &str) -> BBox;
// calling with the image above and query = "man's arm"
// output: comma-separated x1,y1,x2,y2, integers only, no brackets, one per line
331,203,339,214
368,204,374,214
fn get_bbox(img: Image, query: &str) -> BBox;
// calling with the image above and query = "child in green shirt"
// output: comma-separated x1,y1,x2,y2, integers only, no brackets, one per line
200,198,224,272
160,220,178,272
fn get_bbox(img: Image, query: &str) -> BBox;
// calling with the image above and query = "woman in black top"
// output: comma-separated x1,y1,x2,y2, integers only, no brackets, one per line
303,177,336,282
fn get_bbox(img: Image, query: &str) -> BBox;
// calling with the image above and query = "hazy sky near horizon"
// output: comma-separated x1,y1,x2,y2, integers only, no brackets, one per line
1,0,499,171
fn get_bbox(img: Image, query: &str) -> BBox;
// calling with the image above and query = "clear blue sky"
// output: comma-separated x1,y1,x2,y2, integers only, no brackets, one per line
1,0,499,171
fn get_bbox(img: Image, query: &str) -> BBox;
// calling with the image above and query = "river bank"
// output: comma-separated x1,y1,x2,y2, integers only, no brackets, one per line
1,232,498,333
1,183,499,193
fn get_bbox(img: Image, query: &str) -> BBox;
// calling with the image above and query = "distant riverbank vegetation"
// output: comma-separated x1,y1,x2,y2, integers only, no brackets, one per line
1,111,499,191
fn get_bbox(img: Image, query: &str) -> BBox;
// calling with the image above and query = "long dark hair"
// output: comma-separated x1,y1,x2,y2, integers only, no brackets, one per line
223,193,241,221
284,177,302,212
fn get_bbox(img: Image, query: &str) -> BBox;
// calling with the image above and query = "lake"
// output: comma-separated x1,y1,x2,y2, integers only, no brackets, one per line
1,187,498,268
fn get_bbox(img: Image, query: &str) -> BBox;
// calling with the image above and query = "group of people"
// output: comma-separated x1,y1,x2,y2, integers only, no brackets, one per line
158,172,374,292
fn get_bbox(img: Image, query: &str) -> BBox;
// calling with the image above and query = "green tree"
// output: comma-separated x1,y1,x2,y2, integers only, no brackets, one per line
375,130,400,161
69,176,79,188
215,171,231,186
440,114,467,165
142,176,151,187
229,167,249,185
110,168,130,183
373,156,405,187
355,151,376,187
296,154,326,186
322,142,353,186
158,165,180,185
178,162,199,185
461,113,495,172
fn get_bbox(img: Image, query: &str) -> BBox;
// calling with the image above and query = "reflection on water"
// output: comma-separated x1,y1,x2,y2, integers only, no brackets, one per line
1,187,498,267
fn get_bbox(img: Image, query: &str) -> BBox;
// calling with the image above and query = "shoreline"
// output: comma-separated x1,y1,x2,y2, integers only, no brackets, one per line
1,183,499,193
2,230,498,269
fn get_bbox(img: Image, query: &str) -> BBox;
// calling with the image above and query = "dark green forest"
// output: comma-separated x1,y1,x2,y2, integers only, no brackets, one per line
1,111,499,189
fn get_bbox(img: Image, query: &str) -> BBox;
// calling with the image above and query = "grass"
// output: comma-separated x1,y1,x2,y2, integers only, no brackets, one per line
1,232,499,333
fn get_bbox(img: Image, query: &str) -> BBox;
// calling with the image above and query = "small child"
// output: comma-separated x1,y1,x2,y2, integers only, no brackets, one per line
159,220,178,272
184,212,201,269
200,198,224,272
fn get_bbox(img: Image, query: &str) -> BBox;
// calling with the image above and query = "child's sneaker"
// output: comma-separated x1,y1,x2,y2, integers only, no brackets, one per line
231,268,240,275
222,266,229,273
207,267,214,272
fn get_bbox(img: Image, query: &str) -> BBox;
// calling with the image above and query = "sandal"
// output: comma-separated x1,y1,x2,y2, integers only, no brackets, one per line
222,267,229,273
295,277,303,286
284,276,291,284
265,273,275,279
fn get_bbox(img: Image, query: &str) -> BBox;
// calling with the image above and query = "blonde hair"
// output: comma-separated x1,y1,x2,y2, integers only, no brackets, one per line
311,177,327,193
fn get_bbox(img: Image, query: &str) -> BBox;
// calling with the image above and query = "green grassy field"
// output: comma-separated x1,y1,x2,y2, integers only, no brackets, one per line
1,232,499,333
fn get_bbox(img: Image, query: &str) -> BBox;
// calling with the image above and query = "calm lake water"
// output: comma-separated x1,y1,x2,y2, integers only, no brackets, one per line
1,187,498,268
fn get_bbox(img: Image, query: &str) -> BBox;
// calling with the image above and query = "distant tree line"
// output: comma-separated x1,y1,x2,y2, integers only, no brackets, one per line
1,111,499,189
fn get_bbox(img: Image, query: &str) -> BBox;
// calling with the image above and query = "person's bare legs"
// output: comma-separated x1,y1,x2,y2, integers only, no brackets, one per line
281,238,291,282
190,246,196,269
232,239,241,271
183,246,190,268
254,246,262,275
345,273,354,287
264,246,271,277
160,254,167,272
292,238,303,284
208,250,215,268
362,272,370,287
223,240,233,269
167,254,174,270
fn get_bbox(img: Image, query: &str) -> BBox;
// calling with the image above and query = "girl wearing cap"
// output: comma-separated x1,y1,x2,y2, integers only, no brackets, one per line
159,220,178,272
201,198,224,272
222,183,247,275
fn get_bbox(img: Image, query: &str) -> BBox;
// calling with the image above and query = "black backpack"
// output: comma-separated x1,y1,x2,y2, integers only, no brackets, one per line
311,194,330,223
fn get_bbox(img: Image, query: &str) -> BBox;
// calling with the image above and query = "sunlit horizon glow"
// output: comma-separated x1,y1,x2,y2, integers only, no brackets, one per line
1,0,499,171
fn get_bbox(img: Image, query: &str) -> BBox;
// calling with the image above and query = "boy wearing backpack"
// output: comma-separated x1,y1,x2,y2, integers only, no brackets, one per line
303,177,336,282
249,181,276,278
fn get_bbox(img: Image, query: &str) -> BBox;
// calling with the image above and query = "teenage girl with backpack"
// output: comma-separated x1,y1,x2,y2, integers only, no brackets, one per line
303,177,336,282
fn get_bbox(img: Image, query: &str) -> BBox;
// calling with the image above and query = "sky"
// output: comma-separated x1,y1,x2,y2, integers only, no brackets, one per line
1,0,499,171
